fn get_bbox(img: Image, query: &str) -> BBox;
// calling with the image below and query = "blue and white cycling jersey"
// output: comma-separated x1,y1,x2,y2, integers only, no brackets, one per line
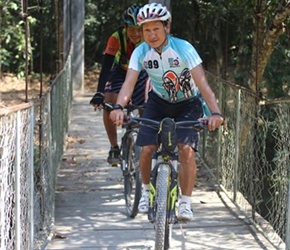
129,35,202,103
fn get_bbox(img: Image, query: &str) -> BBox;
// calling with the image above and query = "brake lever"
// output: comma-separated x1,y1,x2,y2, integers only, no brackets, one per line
193,121,208,131
123,117,140,129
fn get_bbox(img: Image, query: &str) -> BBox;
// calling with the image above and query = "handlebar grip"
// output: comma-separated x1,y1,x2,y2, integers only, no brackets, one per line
197,119,226,130
102,102,114,112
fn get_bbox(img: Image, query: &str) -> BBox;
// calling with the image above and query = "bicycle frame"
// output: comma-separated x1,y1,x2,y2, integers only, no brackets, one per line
129,116,206,250
148,152,179,250
120,105,143,218
148,152,179,225
120,104,142,175
102,102,143,218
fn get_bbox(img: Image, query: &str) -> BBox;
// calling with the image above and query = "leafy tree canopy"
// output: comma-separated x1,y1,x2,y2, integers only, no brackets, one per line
1,0,289,99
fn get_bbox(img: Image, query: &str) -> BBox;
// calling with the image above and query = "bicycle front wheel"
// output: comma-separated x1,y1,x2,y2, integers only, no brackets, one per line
155,164,170,250
123,131,142,218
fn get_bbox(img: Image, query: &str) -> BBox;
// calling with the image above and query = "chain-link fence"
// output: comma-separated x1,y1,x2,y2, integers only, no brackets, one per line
0,48,72,250
0,103,34,250
200,72,290,250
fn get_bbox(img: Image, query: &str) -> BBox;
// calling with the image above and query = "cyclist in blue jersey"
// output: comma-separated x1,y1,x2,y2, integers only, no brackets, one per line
110,3,224,221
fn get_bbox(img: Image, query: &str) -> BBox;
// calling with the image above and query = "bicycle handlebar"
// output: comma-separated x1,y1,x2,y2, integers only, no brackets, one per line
102,102,223,131
102,102,144,113
126,117,208,132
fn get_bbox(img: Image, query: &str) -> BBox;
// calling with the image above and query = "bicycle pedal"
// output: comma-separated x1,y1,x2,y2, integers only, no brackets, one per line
179,223,186,239
110,162,120,167
177,218,190,223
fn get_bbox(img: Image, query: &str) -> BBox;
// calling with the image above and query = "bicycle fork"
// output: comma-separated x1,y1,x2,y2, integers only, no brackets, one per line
148,153,179,224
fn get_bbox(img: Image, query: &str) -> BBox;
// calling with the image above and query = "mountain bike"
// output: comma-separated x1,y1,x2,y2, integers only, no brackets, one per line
103,103,142,218
127,116,207,250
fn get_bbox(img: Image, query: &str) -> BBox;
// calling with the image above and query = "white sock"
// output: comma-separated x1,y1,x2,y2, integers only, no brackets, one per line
180,195,191,204
142,184,149,192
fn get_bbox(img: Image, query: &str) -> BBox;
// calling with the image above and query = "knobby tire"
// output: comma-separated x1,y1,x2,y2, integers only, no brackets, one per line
123,132,142,218
155,164,170,250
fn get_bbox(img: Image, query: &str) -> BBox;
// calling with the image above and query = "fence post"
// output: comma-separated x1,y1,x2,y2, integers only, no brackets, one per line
71,0,84,91
216,80,223,186
286,178,290,250
47,91,56,240
233,89,241,202
29,107,35,249
15,111,21,250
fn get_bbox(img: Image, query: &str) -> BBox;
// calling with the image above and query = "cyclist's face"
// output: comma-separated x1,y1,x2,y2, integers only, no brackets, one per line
126,25,143,44
142,21,168,49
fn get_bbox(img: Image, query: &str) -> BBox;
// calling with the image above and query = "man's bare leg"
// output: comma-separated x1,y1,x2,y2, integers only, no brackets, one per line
177,143,196,220
178,144,196,195
138,145,156,213
103,92,119,164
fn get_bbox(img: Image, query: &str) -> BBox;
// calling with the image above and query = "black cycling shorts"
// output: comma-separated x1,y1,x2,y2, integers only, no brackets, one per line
136,92,203,150
104,64,148,106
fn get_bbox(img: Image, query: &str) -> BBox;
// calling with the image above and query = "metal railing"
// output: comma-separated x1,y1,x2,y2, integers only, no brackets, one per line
0,47,72,250
199,72,290,250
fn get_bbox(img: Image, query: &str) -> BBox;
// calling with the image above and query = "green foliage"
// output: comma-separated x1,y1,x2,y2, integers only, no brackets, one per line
0,1,26,75
264,34,290,98
0,1,40,77
29,0,57,74
171,0,255,71
1,0,289,100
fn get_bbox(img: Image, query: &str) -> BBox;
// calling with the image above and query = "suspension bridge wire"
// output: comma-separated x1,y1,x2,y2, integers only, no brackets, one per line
224,1,229,80
22,0,29,102
39,0,44,98
255,0,262,94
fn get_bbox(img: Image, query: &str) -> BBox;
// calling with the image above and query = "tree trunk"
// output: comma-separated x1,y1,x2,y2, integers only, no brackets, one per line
248,2,290,91
213,13,225,78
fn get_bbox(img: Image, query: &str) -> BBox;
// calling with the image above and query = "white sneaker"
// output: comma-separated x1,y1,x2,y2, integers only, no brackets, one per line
177,202,193,221
138,191,149,213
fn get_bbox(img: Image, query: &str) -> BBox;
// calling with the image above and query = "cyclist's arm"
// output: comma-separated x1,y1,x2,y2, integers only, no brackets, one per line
117,68,139,107
96,54,115,92
190,65,219,113
97,34,119,92
110,68,139,126
190,64,224,130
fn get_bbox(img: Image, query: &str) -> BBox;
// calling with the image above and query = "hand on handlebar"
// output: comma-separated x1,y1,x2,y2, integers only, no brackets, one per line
200,113,225,131
110,109,124,126
90,92,104,111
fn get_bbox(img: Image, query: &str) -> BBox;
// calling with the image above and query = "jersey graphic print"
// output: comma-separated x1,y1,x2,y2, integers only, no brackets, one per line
129,36,203,102
162,68,193,102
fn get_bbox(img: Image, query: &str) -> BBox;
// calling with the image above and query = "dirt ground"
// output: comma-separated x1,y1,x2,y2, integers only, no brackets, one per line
0,68,99,108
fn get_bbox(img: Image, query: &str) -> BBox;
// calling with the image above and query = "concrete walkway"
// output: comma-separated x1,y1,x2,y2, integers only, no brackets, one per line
46,94,275,250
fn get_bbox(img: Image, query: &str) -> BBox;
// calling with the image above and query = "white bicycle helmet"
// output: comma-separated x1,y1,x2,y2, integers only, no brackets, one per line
137,3,171,25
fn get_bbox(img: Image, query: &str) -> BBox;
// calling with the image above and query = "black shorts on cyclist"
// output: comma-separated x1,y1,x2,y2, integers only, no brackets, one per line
104,64,147,106
136,91,203,150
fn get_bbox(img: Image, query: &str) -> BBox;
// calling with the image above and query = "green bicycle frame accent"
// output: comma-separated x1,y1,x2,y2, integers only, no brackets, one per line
148,152,179,224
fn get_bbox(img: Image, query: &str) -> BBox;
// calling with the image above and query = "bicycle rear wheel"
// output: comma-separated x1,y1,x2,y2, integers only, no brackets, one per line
123,131,142,218
155,164,170,250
